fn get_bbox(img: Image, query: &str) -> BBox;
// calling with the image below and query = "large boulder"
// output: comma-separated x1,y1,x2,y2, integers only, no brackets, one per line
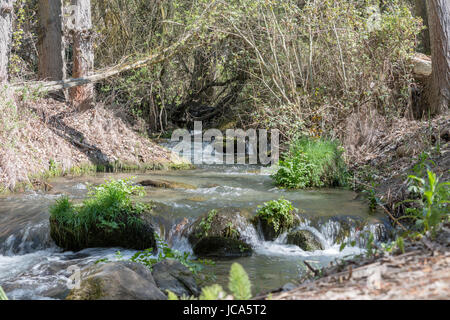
152,259,200,297
185,208,253,258
50,211,157,252
66,261,167,300
286,229,324,251
255,215,302,241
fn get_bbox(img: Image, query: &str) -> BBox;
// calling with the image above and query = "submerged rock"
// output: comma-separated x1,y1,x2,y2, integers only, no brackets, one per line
138,179,197,189
50,211,157,252
185,208,254,258
152,259,200,297
66,261,167,300
286,229,324,251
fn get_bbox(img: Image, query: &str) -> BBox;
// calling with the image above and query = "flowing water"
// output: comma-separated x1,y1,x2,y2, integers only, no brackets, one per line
0,142,394,299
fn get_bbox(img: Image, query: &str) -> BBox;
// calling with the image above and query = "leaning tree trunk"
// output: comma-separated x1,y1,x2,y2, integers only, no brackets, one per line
426,0,450,115
0,0,14,83
69,0,94,110
37,0,66,98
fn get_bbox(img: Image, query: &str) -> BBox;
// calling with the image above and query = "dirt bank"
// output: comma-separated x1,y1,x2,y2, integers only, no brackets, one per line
347,114,449,219
0,93,189,192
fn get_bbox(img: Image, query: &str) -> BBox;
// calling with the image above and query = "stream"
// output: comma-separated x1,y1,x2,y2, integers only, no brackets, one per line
0,143,394,299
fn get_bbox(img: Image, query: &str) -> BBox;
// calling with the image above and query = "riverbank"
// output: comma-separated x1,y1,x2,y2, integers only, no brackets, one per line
265,223,450,300
260,114,450,300
348,114,449,219
0,92,190,193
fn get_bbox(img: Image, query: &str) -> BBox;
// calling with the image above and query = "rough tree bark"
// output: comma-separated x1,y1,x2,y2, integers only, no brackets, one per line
0,0,14,83
37,0,66,98
426,0,450,115
69,0,94,110
415,0,431,54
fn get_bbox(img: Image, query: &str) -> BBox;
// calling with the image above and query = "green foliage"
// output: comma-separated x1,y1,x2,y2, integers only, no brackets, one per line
361,182,380,212
228,263,252,300
49,178,148,242
168,262,252,300
224,222,239,239
404,170,449,234
256,198,298,234
199,284,227,300
130,233,213,274
197,209,218,238
272,138,348,189
0,285,8,300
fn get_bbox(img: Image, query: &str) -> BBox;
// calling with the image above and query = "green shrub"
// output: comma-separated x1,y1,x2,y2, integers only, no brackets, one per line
272,138,348,189
255,198,298,234
403,170,449,234
49,178,151,248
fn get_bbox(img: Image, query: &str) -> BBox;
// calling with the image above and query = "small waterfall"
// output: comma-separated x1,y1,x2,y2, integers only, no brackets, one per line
0,222,55,256
166,212,393,259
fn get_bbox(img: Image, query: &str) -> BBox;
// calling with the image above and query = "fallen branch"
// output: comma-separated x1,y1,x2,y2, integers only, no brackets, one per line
10,29,197,93
10,0,219,94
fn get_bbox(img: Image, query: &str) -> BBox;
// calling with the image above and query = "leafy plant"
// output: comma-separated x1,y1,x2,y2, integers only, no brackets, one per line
0,285,8,300
224,222,239,239
228,263,252,300
256,198,298,234
361,182,380,212
130,233,213,274
168,262,252,300
402,170,449,234
197,209,218,238
272,138,348,189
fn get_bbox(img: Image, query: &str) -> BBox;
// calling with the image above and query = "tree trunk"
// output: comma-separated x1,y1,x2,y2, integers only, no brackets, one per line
415,0,431,54
69,0,94,110
37,0,66,98
426,0,450,115
0,0,14,83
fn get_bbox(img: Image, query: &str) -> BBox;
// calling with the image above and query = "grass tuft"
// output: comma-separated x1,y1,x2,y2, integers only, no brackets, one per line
272,137,348,189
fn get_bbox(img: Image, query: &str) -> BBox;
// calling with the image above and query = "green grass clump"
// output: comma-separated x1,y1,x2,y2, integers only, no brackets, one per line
49,178,153,250
272,137,348,189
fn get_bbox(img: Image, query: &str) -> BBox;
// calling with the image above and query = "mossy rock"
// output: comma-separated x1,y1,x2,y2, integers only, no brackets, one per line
254,214,302,241
185,208,253,257
66,261,166,300
138,179,197,189
286,229,324,251
193,237,252,258
50,210,157,252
